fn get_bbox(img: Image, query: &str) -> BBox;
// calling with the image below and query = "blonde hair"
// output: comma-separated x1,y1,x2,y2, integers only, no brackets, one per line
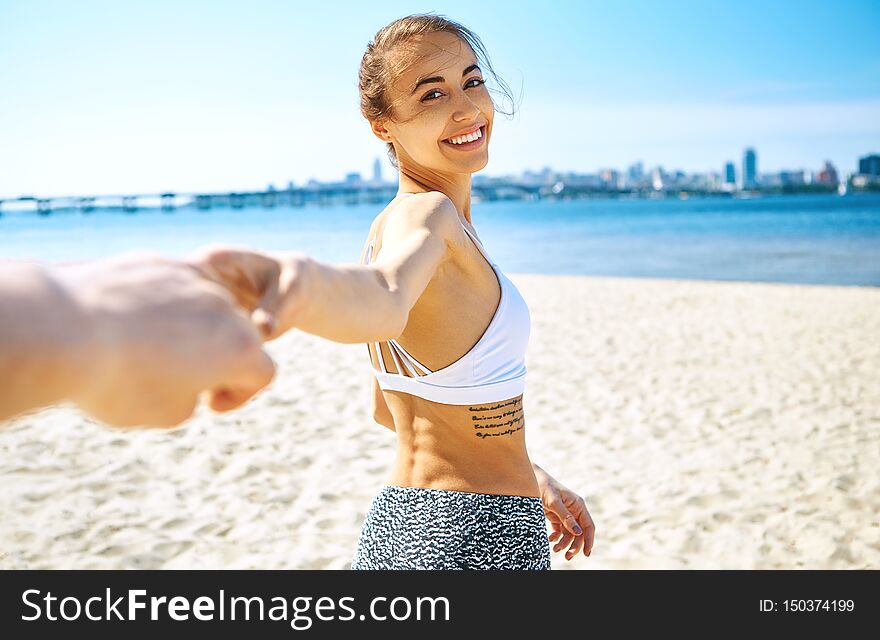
358,12,518,169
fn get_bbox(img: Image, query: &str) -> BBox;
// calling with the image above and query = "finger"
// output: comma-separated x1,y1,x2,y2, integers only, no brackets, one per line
185,245,246,288
206,385,255,413
583,520,596,557
544,508,562,523
188,246,278,312
571,505,595,557
552,531,573,553
252,307,277,342
252,273,282,340
146,393,199,429
562,512,583,538
257,252,312,340
209,345,277,412
566,531,585,560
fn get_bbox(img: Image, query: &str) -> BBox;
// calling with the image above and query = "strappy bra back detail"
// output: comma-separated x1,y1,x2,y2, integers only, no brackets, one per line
362,193,530,405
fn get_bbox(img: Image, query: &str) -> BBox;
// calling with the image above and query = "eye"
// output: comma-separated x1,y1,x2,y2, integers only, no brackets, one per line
421,77,487,102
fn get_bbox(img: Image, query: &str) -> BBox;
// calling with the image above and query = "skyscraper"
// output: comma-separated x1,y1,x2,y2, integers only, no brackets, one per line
858,154,880,176
816,161,839,184
724,162,736,185
373,157,383,184
742,148,757,189
627,161,644,181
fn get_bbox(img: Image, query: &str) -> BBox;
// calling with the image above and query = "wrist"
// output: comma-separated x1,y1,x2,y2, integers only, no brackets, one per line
0,263,94,413
532,462,550,484
277,251,317,332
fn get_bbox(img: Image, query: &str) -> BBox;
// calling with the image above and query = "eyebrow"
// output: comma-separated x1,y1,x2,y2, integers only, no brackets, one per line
411,63,481,95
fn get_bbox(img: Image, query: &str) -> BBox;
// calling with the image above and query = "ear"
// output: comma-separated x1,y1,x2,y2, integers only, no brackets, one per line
370,118,393,143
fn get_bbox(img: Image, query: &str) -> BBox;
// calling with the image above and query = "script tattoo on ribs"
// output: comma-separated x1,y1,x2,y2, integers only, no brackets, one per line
469,397,524,439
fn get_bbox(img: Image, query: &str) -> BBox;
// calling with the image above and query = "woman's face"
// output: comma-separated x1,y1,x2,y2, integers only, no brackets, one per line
373,31,494,176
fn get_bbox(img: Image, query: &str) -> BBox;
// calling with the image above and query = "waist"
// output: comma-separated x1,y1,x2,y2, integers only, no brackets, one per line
379,483,543,503
388,455,540,498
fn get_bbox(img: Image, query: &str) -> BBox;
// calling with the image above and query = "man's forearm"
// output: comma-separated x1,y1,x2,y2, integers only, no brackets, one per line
0,262,88,422
293,257,405,344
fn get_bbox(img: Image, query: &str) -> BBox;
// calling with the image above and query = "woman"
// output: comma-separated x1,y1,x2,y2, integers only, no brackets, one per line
193,13,595,569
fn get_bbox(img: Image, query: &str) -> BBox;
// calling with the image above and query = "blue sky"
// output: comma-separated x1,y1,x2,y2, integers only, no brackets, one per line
1,0,878,197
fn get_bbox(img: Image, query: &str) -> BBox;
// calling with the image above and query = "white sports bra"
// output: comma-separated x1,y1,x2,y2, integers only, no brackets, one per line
362,193,530,405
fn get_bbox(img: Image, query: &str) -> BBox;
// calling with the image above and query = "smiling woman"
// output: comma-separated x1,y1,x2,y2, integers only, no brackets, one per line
339,13,594,571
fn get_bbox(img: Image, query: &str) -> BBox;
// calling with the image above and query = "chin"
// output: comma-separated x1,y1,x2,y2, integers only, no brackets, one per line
471,156,489,173
469,150,490,171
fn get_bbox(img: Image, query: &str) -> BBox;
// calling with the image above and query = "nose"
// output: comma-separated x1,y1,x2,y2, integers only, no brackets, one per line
451,88,481,121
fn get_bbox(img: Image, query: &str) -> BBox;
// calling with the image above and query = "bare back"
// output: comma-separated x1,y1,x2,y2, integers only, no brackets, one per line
361,194,539,498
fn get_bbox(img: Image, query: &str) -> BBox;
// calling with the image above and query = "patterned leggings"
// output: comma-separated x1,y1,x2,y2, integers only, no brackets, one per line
350,485,552,570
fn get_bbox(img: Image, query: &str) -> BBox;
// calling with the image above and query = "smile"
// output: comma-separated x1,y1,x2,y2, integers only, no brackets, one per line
442,125,486,150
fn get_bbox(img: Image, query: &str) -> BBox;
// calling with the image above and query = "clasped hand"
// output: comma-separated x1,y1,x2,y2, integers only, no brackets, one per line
41,247,304,428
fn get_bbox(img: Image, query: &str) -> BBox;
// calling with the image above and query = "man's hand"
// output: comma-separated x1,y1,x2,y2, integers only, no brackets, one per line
52,252,276,427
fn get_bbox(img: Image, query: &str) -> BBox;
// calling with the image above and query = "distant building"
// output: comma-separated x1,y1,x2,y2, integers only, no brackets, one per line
858,154,880,176
372,158,383,184
627,161,644,181
599,168,621,189
761,172,782,187
565,173,602,188
521,169,547,186
742,147,757,189
345,172,362,185
651,166,664,190
815,161,839,185
724,162,736,185
779,170,807,186
704,171,722,189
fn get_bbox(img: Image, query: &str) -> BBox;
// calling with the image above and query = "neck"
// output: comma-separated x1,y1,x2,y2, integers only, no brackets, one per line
397,168,473,224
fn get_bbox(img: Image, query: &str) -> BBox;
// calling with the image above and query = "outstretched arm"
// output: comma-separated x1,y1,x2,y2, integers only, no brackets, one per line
189,192,466,344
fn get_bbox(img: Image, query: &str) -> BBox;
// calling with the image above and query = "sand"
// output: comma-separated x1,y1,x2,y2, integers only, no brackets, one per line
1,274,878,570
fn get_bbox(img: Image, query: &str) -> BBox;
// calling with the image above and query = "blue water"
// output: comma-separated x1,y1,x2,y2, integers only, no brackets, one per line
1,193,878,286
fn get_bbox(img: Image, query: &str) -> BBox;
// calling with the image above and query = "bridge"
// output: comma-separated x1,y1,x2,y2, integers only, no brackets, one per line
0,182,742,217
0,184,551,216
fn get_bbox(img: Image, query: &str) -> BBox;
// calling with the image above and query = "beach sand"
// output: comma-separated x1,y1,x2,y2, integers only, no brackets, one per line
1,274,878,570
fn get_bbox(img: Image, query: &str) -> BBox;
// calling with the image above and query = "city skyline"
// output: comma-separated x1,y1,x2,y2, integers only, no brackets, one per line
5,145,872,202
5,147,876,214
2,1,879,199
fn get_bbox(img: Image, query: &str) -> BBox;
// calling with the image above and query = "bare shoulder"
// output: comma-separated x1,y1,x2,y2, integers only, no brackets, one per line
384,192,466,248
362,193,467,267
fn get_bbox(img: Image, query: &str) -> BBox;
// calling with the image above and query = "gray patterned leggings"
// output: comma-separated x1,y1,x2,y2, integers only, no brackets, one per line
350,485,552,570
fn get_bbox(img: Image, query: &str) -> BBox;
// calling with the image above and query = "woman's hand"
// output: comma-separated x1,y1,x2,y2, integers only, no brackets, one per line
187,245,313,342
533,463,595,560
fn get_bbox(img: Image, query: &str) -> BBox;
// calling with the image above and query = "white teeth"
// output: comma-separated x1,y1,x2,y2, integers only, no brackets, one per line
447,127,483,145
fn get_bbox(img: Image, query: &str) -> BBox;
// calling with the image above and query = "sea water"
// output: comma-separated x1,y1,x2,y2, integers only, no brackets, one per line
1,192,877,286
